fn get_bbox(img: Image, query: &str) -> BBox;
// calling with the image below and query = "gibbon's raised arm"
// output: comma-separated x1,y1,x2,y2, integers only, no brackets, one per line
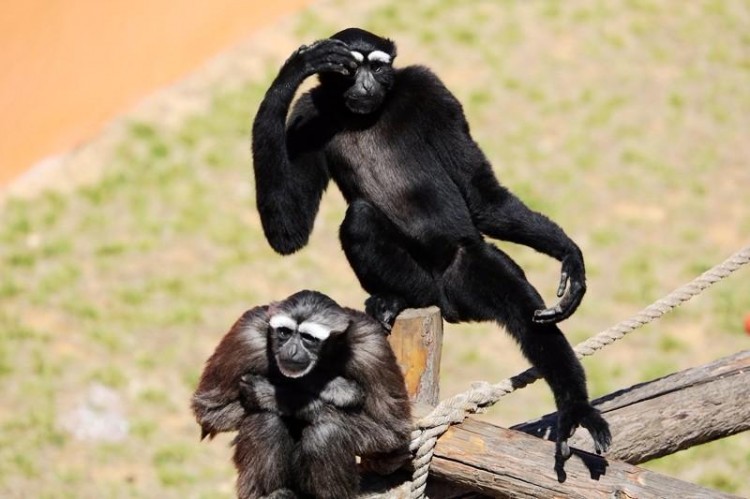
252,40,356,255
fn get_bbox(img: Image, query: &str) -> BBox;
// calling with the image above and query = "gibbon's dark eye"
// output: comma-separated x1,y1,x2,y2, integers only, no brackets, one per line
299,332,320,345
371,62,385,73
276,327,293,340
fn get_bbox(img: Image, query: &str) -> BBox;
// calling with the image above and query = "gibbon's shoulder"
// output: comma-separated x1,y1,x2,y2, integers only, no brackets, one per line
392,65,464,118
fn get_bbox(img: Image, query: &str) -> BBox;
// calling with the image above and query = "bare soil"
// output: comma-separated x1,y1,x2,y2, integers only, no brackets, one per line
0,0,309,187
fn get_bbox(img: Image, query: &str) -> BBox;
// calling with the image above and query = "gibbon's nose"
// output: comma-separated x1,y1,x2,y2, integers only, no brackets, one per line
287,342,298,357
352,69,376,96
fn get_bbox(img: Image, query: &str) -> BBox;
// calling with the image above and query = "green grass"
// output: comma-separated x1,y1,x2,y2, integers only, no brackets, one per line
1,0,749,496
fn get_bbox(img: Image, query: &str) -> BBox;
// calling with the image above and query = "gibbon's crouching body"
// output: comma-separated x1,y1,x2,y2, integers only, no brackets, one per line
251,27,611,459
192,291,411,499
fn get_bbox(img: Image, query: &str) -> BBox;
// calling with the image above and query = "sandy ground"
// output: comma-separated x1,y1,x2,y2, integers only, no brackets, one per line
0,0,310,188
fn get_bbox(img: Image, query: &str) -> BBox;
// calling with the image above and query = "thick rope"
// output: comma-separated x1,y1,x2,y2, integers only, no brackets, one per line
407,245,750,498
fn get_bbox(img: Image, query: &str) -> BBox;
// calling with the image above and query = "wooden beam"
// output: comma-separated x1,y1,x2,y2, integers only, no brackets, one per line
514,350,750,464
430,418,742,498
388,307,443,405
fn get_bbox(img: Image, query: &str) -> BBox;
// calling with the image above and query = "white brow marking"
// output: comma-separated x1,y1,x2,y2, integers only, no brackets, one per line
367,50,391,64
350,51,364,62
298,322,332,341
269,315,297,331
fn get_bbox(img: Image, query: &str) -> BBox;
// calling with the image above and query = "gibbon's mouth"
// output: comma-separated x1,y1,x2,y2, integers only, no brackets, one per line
277,360,314,379
345,96,382,115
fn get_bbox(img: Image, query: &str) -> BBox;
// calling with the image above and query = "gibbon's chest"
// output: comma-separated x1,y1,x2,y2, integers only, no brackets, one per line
328,118,444,199
331,127,428,215
327,119,473,239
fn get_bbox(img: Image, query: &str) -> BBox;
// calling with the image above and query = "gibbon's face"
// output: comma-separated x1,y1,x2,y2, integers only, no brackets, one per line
342,49,395,114
268,314,329,378
330,28,397,115
266,291,351,378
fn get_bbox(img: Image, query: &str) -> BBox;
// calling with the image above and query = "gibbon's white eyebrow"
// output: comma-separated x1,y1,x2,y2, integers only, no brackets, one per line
298,321,332,341
350,51,364,62
367,50,391,64
269,314,297,331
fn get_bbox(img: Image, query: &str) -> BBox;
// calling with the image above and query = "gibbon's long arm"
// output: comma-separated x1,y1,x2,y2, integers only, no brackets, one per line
252,40,356,255
416,68,586,323
469,172,586,324
459,152,585,323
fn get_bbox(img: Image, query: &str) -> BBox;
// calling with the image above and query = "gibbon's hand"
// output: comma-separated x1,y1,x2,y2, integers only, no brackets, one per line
319,376,364,409
280,38,358,81
533,252,586,324
239,373,286,415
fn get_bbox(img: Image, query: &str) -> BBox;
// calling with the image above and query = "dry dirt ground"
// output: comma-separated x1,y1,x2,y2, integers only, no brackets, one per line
0,0,310,187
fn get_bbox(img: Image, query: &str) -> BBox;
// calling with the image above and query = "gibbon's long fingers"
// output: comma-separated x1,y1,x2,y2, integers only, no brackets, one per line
299,39,357,77
308,51,357,75
296,38,348,57
317,62,354,76
557,271,569,297
533,303,562,324
532,280,585,324
585,419,612,456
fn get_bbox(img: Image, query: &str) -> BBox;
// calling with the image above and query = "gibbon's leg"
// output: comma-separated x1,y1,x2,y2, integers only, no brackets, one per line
293,422,359,499
233,413,295,499
339,199,440,326
442,241,611,456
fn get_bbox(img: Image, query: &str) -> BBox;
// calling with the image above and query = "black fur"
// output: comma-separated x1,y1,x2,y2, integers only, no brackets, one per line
251,28,611,459
191,291,411,499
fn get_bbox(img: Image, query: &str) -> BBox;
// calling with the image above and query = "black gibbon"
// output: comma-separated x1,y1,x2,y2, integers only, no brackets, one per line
251,27,611,459
192,290,411,499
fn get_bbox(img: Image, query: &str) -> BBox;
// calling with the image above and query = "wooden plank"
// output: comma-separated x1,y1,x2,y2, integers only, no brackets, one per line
430,418,741,498
514,350,750,464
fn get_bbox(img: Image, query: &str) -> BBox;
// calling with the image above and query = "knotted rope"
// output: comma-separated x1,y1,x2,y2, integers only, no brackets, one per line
408,245,750,498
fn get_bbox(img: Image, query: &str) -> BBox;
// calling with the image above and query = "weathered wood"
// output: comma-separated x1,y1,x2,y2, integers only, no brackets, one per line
388,307,444,405
514,350,750,464
430,418,741,498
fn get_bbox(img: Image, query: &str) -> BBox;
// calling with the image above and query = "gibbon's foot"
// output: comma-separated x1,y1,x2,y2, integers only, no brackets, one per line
556,403,611,460
365,295,408,333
